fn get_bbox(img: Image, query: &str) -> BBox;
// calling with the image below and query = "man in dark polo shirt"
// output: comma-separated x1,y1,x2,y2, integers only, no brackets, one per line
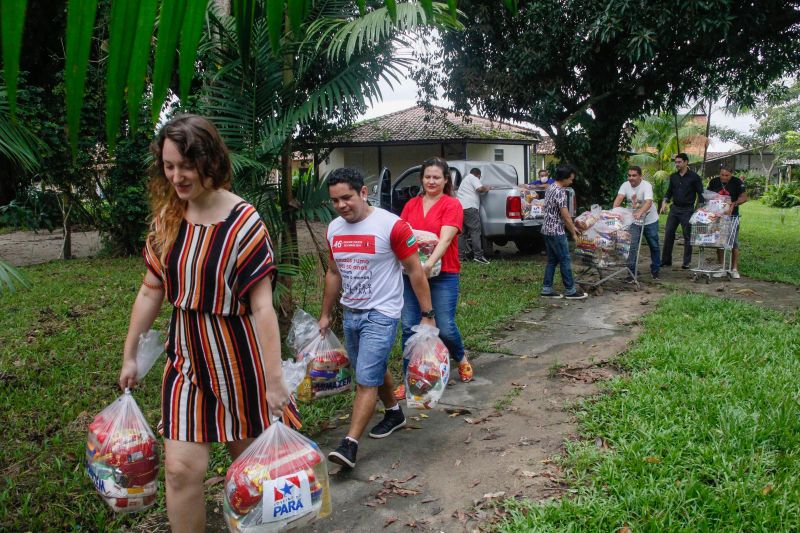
660,153,704,269
708,165,748,278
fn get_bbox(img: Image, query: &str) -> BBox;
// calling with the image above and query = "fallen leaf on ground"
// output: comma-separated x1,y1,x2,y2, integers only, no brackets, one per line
618,526,632,533
384,516,398,527
483,491,506,499
464,417,479,424
410,416,420,421
453,510,468,524
419,413,429,419
482,433,501,440
369,474,384,481
445,406,472,415
392,460,400,469
397,474,417,483
421,497,439,504
392,487,420,497
471,479,481,487
338,414,350,420
644,456,661,464
455,459,462,467
520,471,538,478
511,382,526,388
464,433,472,444
762,484,773,495
735,288,756,295
204,476,224,486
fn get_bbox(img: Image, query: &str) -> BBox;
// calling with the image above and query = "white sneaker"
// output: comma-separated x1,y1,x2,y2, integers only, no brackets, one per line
713,271,726,278
731,270,740,279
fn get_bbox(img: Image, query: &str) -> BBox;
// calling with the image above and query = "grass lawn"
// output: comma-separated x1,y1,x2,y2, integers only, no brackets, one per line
499,294,800,532
0,253,542,530
737,202,800,286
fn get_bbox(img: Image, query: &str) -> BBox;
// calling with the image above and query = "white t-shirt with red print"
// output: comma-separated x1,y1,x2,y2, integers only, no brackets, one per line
327,207,418,318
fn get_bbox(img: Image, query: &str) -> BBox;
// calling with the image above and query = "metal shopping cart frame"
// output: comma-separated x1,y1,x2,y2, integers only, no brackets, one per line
574,220,645,295
690,215,739,283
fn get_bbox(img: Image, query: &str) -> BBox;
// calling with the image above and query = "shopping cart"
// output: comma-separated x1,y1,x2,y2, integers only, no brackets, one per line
574,219,644,295
690,215,739,283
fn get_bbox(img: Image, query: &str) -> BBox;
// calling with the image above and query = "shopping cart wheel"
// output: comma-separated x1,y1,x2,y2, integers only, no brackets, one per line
704,274,710,284
691,273,699,282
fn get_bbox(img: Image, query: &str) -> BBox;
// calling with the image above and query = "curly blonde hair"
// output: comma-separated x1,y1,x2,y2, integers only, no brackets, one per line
147,114,232,264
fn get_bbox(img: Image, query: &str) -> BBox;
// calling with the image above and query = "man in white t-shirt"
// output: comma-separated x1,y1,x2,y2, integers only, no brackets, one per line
456,167,491,264
321,167,435,470
612,166,661,280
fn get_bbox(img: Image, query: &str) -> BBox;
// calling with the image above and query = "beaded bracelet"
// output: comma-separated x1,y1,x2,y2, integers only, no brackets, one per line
142,278,165,291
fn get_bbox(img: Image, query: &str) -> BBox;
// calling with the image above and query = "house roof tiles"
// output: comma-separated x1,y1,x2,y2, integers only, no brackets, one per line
330,105,539,146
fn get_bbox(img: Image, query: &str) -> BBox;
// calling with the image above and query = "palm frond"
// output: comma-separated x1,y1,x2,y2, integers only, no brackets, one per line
0,260,30,294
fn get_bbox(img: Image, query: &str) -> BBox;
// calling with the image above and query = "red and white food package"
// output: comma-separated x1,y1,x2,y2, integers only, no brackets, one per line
224,361,331,532
295,330,352,402
85,390,159,513
411,229,442,277
404,324,450,409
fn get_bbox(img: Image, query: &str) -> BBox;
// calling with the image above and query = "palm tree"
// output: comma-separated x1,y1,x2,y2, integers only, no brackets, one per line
198,0,457,312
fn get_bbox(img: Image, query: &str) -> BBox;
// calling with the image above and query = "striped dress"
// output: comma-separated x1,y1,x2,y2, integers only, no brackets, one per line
143,201,300,442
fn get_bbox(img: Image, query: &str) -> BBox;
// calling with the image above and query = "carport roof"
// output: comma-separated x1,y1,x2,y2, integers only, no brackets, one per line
328,105,539,147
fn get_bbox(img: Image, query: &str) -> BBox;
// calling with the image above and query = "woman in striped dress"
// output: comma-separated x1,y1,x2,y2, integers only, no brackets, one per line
118,115,295,531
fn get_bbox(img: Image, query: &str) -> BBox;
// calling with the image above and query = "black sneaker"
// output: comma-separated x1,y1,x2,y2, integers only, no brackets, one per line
540,292,563,298
473,257,490,265
681,264,691,270
652,273,660,281
328,438,358,468
564,292,588,300
368,407,406,438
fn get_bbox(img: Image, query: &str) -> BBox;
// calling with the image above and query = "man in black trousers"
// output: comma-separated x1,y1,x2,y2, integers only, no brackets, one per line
659,153,704,269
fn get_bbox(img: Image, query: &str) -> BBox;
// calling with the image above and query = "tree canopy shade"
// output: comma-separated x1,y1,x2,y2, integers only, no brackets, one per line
426,0,800,202
0,0,461,155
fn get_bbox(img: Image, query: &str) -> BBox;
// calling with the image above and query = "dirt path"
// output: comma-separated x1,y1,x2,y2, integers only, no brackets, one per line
304,288,655,532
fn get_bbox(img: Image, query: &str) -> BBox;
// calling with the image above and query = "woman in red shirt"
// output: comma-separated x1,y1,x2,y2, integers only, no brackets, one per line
396,157,473,399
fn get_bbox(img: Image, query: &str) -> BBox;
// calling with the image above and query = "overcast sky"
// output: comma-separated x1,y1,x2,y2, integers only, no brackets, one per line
359,72,756,151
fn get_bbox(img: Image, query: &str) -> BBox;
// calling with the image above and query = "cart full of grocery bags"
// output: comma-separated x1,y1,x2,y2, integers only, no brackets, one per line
689,191,739,283
573,206,644,293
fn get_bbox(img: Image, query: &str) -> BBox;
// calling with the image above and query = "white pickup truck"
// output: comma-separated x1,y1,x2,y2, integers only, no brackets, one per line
368,160,575,254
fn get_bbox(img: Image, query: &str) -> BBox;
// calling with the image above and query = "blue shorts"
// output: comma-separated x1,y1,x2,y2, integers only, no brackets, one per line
343,309,399,387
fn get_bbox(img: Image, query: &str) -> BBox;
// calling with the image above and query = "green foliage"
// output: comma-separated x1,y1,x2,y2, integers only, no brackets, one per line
427,0,800,203
0,260,29,294
499,294,800,532
761,182,800,209
739,170,769,198
630,110,705,174
0,188,60,232
95,132,152,256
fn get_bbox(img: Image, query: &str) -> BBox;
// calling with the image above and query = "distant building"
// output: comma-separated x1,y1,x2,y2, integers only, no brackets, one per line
692,143,779,179
316,106,540,183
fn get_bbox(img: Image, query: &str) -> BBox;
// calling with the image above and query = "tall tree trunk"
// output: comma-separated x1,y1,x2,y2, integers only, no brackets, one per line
673,111,681,155
277,31,299,320
60,194,72,260
700,98,712,177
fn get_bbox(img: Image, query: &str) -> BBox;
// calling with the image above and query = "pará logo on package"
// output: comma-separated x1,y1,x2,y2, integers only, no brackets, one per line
263,471,312,523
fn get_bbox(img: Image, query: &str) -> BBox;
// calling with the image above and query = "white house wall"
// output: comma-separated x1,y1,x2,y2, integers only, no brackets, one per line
465,144,527,182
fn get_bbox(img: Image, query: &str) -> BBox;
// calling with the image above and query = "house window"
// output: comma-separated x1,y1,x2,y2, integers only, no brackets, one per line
494,148,504,162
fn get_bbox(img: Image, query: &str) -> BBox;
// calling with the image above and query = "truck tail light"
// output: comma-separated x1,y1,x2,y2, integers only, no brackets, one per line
506,196,522,219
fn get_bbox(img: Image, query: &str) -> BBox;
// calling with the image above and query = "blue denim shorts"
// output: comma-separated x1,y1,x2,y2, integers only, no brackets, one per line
343,309,399,387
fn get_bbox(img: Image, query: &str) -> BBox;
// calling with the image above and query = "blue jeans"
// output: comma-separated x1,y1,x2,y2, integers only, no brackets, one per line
401,273,465,374
343,309,399,387
542,234,576,295
628,221,661,276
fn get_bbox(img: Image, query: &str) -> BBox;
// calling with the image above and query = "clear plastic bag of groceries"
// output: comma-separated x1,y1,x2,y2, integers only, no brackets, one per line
295,330,352,402
594,207,634,233
411,229,441,277
135,330,164,381
404,324,450,409
86,390,159,513
224,361,331,532
286,309,320,355
702,189,732,214
574,204,602,231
